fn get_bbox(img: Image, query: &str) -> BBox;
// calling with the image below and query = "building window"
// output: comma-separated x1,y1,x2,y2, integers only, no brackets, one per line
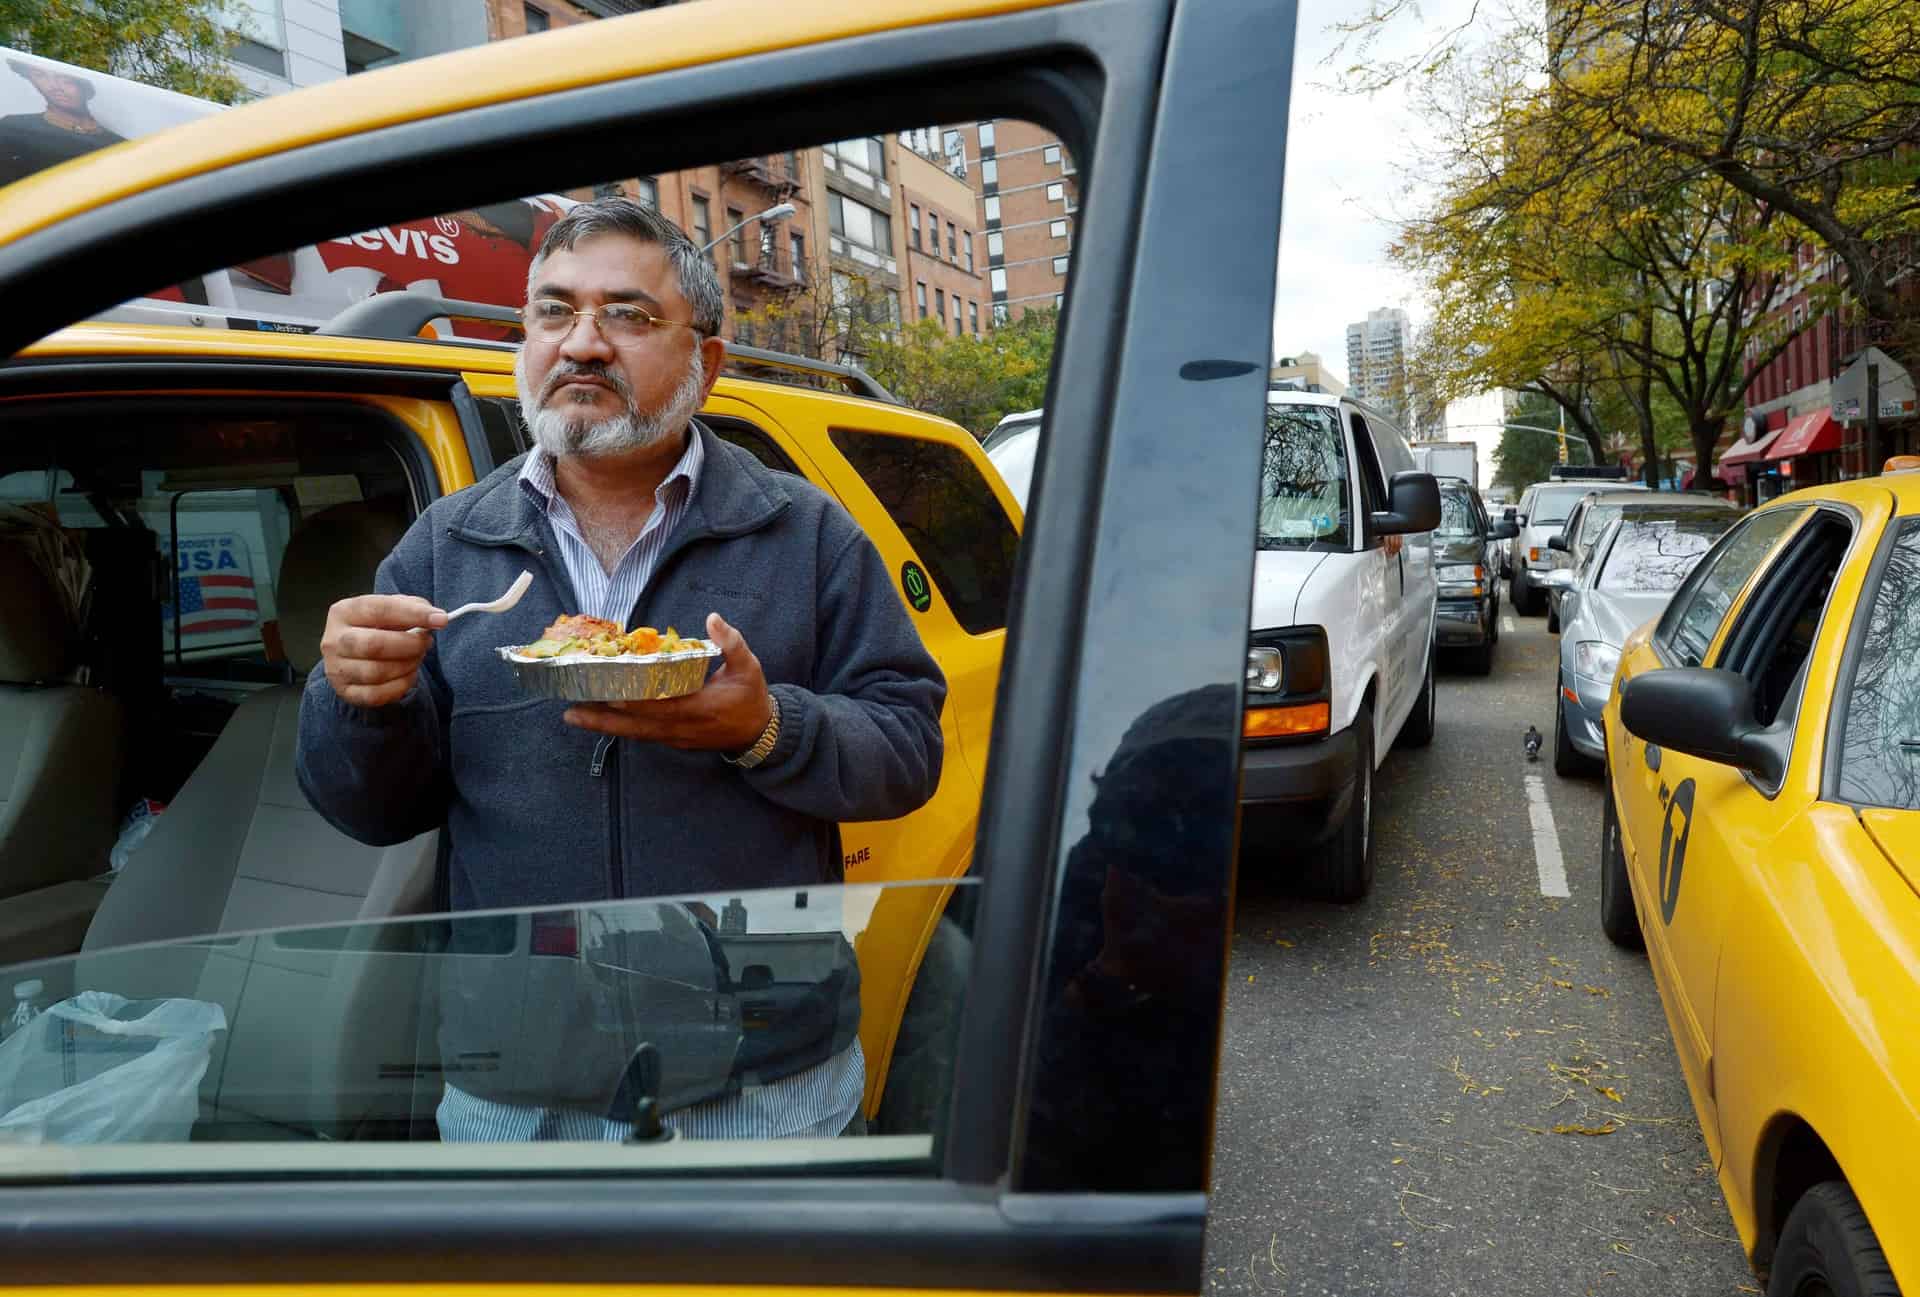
981,158,998,186
986,231,1004,258
916,282,928,318
1046,182,1065,202
947,221,957,261
978,122,996,149
935,287,946,321
924,207,938,252
969,300,980,335
690,195,712,255
635,176,659,209
990,268,1008,294
524,4,550,32
1043,144,1061,166
993,303,1010,325
232,0,287,77
758,221,777,267
827,192,893,256
1050,219,1068,238
953,295,963,334
727,207,746,263
943,130,967,178
963,231,975,273
910,204,922,249
984,196,1001,223
1053,255,1070,275
827,137,887,181
790,233,806,282
735,319,754,346
1055,293,1065,308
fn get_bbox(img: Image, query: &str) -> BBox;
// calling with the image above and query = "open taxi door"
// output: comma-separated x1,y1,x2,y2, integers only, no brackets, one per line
0,0,1298,1290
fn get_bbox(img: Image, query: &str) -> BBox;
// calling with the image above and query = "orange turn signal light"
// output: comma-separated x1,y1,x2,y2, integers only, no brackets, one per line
1885,455,1920,475
1243,701,1331,739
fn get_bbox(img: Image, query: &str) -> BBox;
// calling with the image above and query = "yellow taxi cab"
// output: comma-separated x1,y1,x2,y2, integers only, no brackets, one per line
0,300,1016,1137
0,0,1299,1290
1599,466,1920,1295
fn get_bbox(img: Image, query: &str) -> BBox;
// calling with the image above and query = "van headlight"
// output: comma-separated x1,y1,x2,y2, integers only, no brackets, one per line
1246,646,1285,692
1574,640,1620,681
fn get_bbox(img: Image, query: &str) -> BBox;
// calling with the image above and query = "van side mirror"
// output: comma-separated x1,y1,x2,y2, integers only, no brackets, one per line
1489,520,1518,540
1547,533,1569,552
1503,506,1517,522
1370,471,1441,537
1619,668,1787,785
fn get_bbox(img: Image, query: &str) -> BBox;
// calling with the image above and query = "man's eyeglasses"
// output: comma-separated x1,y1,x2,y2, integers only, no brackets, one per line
520,298,710,346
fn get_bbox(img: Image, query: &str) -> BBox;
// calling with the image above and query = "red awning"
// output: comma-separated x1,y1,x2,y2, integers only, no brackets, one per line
1767,410,1840,461
1717,426,1784,473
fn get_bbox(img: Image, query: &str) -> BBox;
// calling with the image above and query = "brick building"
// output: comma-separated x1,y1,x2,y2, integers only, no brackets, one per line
944,119,1075,324
897,134,989,338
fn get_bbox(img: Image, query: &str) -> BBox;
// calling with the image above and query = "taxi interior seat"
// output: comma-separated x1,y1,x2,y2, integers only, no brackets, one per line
74,500,442,1141
0,538,124,943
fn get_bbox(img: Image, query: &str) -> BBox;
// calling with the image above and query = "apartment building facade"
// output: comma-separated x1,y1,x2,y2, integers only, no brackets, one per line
1345,306,1412,429
898,132,989,338
944,119,1076,324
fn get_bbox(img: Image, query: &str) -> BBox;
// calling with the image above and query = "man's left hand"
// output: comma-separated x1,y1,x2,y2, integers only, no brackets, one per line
562,612,774,753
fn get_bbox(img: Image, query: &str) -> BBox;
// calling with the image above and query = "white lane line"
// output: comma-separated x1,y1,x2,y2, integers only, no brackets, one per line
1525,774,1570,897
1501,614,1517,636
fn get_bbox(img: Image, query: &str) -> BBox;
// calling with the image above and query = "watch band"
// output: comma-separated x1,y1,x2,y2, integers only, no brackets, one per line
726,692,781,769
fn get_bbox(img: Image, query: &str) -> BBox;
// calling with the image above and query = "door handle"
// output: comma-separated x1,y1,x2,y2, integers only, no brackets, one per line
1644,744,1662,773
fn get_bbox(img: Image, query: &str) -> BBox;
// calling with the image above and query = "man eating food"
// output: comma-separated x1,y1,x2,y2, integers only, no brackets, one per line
296,198,946,1140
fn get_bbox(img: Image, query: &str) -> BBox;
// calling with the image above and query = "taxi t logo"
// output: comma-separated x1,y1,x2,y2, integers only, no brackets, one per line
1658,778,1696,924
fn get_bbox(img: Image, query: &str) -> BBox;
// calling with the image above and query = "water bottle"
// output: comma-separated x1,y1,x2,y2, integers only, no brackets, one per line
1,979,43,1042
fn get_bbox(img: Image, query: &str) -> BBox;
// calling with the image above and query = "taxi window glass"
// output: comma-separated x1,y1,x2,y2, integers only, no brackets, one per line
475,396,530,467
828,427,1019,634
1662,508,1802,668
1258,404,1349,550
1838,518,1920,810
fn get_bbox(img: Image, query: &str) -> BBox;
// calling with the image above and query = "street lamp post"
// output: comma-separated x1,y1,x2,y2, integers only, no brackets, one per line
700,202,797,255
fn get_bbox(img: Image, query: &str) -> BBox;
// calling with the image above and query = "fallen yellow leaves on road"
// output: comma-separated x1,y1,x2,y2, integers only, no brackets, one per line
1584,984,1611,997
1550,1123,1619,1136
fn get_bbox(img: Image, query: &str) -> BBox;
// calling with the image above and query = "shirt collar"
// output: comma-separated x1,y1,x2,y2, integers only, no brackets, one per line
518,425,705,512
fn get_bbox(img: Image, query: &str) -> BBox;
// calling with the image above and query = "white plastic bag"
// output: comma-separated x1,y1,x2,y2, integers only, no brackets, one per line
0,992,227,1144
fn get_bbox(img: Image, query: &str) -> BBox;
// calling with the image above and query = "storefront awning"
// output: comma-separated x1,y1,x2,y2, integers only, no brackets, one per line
1767,410,1840,461
1717,425,1784,476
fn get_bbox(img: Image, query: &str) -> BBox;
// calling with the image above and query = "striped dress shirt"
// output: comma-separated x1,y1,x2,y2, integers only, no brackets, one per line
440,429,865,1142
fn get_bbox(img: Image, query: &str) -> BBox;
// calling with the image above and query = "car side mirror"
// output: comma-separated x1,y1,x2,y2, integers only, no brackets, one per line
1538,568,1575,592
1547,533,1570,552
1489,520,1518,540
1503,506,1518,522
1619,668,1787,785
1370,471,1441,536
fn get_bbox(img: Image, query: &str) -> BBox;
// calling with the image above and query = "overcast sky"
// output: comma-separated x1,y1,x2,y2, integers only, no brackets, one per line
1272,0,1486,382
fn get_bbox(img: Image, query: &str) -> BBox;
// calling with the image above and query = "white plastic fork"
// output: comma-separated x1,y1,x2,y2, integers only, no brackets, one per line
411,570,534,633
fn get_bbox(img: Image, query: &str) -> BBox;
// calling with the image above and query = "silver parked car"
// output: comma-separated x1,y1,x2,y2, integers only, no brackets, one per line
1538,507,1743,774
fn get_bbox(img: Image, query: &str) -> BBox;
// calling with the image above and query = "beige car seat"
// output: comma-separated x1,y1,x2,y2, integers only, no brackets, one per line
84,501,439,953
0,539,123,905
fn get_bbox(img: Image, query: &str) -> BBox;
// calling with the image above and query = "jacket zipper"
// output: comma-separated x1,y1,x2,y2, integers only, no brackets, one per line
590,735,624,899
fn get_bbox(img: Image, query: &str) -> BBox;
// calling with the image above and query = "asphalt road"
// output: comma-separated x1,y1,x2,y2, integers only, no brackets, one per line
1206,604,1759,1297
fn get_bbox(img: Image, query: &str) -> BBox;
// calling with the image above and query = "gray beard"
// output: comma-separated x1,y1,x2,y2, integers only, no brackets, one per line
517,350,706,459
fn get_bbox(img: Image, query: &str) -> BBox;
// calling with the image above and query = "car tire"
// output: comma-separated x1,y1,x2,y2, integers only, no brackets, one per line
1466,635,1495,676
1511,571,1536,615
874,915,971,1138
1552,688,1588,776
1766,1181,1898,1297
1599,785,1642,950
1546,601,1560,634
1398,650,1436,748
1305,705,1374,903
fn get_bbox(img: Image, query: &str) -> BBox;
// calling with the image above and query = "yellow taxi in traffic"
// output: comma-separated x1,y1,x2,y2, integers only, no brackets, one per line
1600,468,1920,1295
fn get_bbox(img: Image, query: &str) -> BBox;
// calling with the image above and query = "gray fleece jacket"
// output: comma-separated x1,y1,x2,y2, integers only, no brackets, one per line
296,423,947,911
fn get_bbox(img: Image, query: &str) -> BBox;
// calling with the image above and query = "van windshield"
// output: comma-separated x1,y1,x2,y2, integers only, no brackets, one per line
1258,405,1349,551
1529,485,1591,525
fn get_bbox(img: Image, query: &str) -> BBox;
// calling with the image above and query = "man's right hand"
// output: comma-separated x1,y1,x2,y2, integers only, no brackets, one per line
319,595,448,707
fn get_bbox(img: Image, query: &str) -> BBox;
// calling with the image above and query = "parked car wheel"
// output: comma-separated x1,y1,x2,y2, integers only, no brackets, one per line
1766,1181,1898,1297
1305,705,1374,903
1398,651,1436,748
1546,600,1560,634
1511,571,1536,615
1599,788,1642,950
1552,685,1591,776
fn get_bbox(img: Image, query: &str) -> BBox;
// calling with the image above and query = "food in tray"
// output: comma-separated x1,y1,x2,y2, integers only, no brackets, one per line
514,615,712,660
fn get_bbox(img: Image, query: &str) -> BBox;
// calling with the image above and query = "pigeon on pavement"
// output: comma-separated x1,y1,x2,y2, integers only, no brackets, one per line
1524,724,1543,761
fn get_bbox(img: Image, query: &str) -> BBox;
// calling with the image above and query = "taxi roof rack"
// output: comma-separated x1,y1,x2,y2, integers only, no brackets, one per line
318,291,897,403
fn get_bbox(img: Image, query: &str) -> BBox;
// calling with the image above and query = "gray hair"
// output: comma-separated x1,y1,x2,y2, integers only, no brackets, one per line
527,197,724,338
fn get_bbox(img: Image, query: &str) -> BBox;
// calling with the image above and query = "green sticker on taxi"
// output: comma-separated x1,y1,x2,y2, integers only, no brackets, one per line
901,561,932,612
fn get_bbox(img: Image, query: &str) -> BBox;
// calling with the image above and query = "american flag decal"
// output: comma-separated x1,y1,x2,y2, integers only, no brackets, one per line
165,534,260,640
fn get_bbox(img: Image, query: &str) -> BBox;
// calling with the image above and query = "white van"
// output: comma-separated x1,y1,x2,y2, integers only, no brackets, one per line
985,392,1439,901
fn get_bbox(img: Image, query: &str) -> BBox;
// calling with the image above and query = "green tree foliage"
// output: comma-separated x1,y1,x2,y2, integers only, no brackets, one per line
1,0,247,104
866,307,1057,437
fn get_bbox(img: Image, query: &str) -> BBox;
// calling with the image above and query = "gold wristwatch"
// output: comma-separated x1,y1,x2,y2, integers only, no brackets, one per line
726,692,781,769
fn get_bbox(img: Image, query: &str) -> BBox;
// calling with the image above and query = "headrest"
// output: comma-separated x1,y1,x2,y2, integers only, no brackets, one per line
0,540,76,684
276,501,410,674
